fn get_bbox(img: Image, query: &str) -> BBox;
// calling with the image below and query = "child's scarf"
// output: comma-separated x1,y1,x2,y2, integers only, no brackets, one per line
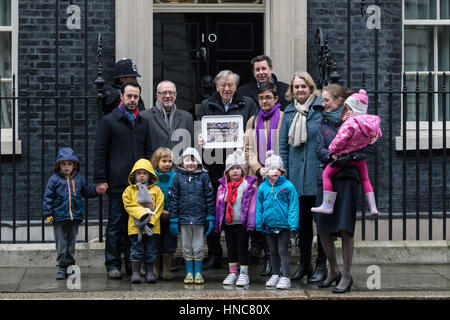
226,177,244,224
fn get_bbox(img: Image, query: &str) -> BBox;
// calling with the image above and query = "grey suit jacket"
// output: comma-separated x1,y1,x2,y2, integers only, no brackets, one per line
141,106,194,159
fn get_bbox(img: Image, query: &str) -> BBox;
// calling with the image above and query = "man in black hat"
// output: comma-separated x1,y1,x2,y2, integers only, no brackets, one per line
102,58,145,115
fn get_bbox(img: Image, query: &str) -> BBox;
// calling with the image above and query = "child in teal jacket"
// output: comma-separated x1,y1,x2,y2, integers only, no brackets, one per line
256,150,299,290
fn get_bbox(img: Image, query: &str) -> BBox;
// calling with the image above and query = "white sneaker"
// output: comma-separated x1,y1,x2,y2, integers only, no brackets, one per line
236,274,250,286
276,277,291,290
223,273,237,285
265,275,280,287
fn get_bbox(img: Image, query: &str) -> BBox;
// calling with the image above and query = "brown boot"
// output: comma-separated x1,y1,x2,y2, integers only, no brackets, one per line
153,254,162,280
162,254,174,281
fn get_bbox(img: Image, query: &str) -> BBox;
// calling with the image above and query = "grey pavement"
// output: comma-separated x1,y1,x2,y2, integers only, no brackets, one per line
0,263,448,300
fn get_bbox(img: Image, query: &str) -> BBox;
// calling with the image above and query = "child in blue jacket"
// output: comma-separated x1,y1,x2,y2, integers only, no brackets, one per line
256,150,299,290
152,147,177,280
43,148,104,280
169,147,215,285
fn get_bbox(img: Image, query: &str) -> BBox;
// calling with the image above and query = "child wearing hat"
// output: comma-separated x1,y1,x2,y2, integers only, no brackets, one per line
43,147,104,280
312,89,382,217
215,149,258,287
122,158,164,284
256,150,299,290
169,147,215,284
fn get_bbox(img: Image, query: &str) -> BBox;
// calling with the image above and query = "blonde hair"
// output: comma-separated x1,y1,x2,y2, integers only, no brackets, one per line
285,71,320,102
151,147,174,170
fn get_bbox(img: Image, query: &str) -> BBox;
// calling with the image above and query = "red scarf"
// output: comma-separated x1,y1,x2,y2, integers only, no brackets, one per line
226,177,244,224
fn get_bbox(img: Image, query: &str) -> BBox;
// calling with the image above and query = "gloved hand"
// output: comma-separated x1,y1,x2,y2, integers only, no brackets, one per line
169,218,179,237
204,216,215,237
329,153,355,168
45,216,53,223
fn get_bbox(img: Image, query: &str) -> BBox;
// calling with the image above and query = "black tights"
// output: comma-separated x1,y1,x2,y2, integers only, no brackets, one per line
319,231,354,289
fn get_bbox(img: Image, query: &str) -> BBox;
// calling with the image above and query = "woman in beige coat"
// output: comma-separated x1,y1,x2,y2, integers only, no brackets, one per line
244,81,283,276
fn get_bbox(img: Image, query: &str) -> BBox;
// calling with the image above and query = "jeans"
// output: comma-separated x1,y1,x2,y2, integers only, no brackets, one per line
157,220,178,254
129,234,159,265
53,220,80,269
105,192,131,272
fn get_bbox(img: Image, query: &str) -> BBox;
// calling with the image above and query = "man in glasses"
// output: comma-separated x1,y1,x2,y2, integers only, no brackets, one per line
141,80,194,157
237,55,289,111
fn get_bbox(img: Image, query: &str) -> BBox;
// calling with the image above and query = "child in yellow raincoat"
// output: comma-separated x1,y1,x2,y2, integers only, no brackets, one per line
122,158,164,284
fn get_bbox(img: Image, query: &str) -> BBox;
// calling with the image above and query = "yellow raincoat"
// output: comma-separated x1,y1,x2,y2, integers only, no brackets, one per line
122,158,164,236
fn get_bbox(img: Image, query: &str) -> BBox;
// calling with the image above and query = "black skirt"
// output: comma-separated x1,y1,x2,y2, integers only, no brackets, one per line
315,167,361,238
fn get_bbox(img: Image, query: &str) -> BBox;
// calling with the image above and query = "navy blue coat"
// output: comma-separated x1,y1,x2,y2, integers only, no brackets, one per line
43,148,98,222
168,168,215,225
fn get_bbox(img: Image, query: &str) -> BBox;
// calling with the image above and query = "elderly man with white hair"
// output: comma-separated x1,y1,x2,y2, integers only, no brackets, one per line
198,70,258,269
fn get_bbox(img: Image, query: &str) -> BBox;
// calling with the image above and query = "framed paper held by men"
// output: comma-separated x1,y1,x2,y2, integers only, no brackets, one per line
201,115,244,149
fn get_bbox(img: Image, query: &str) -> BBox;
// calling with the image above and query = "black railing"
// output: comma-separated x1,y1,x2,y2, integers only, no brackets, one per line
1,70,448,242
0,31,106,244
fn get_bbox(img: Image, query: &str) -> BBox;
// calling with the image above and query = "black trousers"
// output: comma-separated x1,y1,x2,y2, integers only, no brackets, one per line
298,196,327,265
223,224,250,266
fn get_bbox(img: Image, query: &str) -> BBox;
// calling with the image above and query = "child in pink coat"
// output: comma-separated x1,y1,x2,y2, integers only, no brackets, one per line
312,89,382,217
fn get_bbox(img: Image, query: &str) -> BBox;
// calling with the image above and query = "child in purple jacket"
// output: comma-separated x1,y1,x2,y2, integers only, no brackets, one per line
312,89,382,217
215,149,258,287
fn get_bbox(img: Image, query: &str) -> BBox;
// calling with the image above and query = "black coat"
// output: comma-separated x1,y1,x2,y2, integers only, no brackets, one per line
102,83,145,115
237,74,290,111
140,106,194,159
197,91,258,185
315,115,376,237
94,108,152,193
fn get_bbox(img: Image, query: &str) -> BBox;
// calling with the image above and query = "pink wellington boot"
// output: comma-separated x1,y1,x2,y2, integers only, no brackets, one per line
366,192,379,218
311,191,337,214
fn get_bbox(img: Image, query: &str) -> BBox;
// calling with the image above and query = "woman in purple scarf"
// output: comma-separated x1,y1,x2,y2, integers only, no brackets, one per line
244,81,283,276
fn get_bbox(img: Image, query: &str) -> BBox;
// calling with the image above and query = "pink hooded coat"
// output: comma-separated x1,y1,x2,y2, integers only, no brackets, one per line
328,114,382,156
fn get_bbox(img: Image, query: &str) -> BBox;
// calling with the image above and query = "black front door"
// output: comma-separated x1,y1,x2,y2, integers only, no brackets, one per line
153,13,264,117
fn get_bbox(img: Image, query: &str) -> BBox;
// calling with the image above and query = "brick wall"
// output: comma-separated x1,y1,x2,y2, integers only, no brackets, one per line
307,0,450,214
0,0,115,224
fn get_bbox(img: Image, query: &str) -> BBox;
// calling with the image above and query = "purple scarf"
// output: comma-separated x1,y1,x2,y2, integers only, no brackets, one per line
256,103,281,166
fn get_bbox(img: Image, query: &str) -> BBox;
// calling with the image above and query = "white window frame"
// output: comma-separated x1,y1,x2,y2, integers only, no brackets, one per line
0,0,20,155
397,0,450,150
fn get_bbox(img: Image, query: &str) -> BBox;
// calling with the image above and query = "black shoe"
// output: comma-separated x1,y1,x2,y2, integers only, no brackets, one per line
307,263,328,283
332,276,353,293
318,272,342,288
260,257,272,276
203,256,222,269
290,263,313,281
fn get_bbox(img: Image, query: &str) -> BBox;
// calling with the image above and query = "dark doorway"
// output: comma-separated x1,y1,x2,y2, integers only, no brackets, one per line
153,13,264,117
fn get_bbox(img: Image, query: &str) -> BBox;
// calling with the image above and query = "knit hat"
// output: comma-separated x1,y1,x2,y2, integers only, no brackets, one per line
344,89,368,116
262,150,286,175
224,149,246,176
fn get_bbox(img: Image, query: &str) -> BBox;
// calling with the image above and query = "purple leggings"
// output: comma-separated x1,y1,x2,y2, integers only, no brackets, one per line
323,160,373,194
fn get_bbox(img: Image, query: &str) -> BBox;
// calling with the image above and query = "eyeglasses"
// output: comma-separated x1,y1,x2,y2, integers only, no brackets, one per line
157,91,176,96
258,95,274,101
